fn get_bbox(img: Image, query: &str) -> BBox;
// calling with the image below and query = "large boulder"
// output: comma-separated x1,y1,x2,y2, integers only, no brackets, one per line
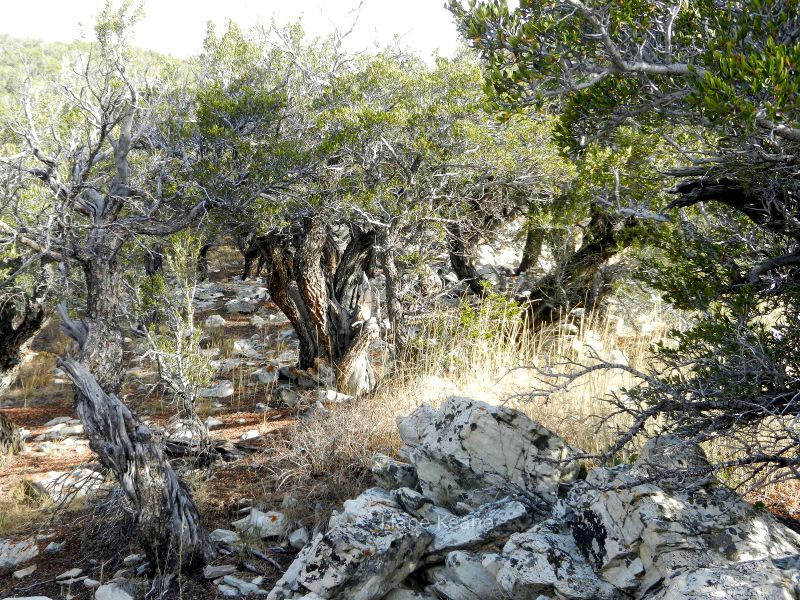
558,439,800,595
652,555,800,600
398,397,580,508
267,397,800,600
268,489,433,600
483,522,621,599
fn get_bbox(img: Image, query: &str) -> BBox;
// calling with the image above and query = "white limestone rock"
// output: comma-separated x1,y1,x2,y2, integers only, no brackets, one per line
226,300,257,314
559,456,800,595
317,389,353,404
232,509,288,538
0,538,38,576
289,527,310,550
250,315,268,328
56,567,82,579
652,555,800,599
398,397,580,508
484,526,620,600
223,574,268,596
371,453,418,490
204,314,227,328
29,468,104,504
268,489,433,600
205,416,224,429
252,365,279,385
426,498,530,554
198,380,235,398
209,529,241,545
12,563,37,579
427,551,503,600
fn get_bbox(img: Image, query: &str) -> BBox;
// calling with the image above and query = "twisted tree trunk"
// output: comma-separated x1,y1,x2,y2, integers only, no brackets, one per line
61,252,211,578
0,412,23,456
447,223,488,296
524,209,638,326
61,359,209,574
0,263,53,395
257,216,381,396
517,224,545,274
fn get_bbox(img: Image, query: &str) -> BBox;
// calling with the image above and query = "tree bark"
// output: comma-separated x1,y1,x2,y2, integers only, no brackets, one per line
144,244,164,277
447,223,488,295
378,229,404,346
61,359,210,576
0,412,23,456
0,263,53,395
198,243,213,282
62,252,212,576
524,209,637,326
257,217,381,395
517,224,545,274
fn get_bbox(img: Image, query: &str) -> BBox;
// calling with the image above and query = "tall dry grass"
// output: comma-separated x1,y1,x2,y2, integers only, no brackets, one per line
266,294,674,520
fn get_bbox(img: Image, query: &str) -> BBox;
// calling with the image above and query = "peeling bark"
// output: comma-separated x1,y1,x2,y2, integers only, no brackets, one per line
0,412,23,456
447,223,488,296
60,359,211,574
517,224,545,274
61,248,211,576
0,263,53,395
524,210,637,326
256,217,381,395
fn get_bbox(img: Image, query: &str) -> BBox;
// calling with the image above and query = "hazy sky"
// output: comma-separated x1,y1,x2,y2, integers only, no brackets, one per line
0,0,464,60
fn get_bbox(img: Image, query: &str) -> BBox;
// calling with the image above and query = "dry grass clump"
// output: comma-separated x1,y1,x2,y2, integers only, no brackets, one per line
0,478,52,535
265,396,402,524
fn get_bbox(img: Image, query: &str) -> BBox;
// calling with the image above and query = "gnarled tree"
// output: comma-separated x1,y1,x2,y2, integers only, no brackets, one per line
452,0,800,482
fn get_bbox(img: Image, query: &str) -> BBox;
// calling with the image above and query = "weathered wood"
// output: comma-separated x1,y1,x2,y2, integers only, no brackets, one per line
0,412,23,456
60,359,212,574
517,224,545,274
524,210,637,326
447,223,488,296
256,219,382,395
0,264,53,395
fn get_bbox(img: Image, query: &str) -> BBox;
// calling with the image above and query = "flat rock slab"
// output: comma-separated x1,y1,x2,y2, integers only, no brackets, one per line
427,498,530,554
652,555,800,600
198,380,235,398
205,564,237,579
209,529,241,544
12,563,37,579
0,538,39,576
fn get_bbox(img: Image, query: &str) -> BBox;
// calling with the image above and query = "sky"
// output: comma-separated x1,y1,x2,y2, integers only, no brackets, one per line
0,0,464,61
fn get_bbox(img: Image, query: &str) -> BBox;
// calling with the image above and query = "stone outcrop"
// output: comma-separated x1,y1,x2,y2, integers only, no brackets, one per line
267,396,800,600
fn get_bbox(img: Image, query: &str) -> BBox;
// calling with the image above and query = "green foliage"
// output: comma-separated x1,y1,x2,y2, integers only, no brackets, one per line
458,284,524,341
452,0,800,479
450,0,800,155
137,232,215,396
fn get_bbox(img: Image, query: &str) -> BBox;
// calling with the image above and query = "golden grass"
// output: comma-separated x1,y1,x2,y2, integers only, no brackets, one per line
0,478,52,535
265,296,674,522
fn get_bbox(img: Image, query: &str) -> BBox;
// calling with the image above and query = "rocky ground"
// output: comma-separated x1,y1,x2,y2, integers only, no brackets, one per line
1,248,799,600
0,252,380,600
268,397,800,600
